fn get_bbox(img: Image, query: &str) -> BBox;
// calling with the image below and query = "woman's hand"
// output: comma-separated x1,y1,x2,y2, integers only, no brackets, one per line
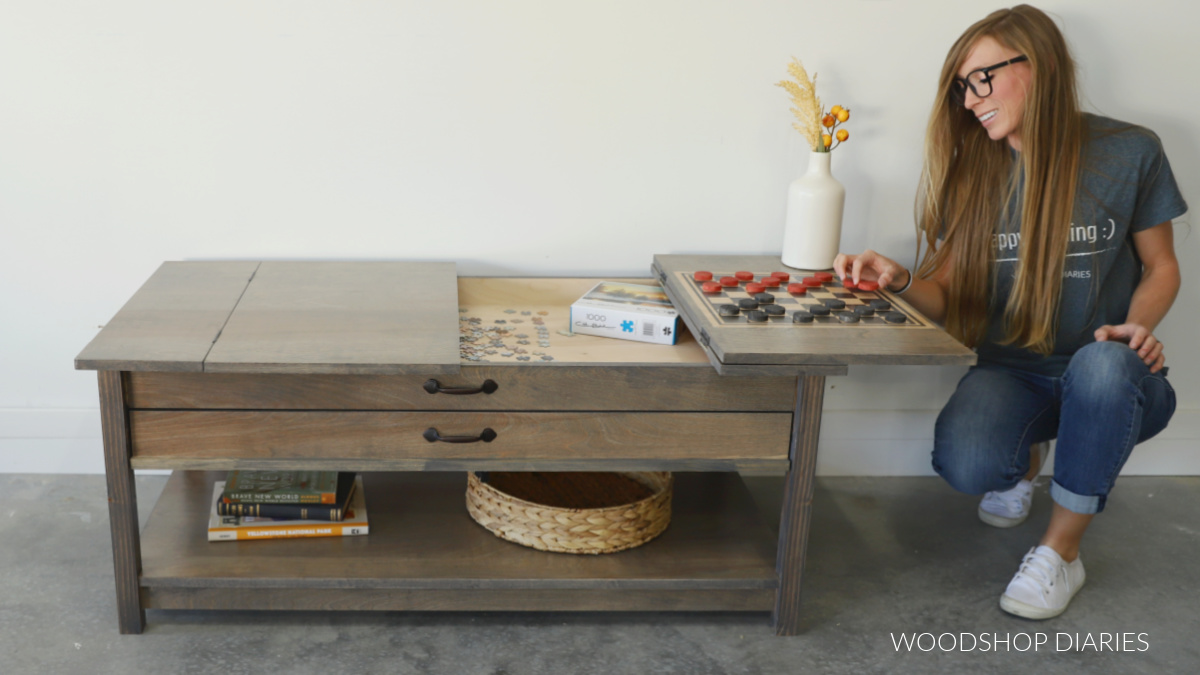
832,249,908,290
1094,323,1166,373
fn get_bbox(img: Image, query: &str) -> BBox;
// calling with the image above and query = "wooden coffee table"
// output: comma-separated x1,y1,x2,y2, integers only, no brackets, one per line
76,260,973,635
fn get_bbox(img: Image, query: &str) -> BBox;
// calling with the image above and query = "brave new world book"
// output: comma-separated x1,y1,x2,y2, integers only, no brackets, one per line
218,471,357,521
208,476,369,542
221,470,342,505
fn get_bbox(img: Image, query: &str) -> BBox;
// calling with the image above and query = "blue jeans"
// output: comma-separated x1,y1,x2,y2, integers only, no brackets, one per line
932,341,1176,514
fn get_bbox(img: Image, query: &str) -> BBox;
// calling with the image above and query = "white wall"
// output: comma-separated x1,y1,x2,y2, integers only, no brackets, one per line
1,0,1195,475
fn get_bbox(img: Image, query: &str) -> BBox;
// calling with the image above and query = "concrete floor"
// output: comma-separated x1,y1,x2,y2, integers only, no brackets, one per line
1,472,1197,675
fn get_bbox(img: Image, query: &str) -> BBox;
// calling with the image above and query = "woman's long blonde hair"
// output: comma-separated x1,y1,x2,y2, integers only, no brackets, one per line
915,5,1086,354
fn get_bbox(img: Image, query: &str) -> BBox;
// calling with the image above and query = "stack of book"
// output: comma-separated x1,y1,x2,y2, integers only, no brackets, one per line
207,470,369,542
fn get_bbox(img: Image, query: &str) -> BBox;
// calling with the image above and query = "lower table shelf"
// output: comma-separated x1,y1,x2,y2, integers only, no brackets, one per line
139,471,780,613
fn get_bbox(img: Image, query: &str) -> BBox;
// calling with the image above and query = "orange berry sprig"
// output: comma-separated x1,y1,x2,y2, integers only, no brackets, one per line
820,105,851,150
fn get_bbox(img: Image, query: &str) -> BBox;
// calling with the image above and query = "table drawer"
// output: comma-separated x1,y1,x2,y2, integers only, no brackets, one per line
126,368,797,412
129,411,792,465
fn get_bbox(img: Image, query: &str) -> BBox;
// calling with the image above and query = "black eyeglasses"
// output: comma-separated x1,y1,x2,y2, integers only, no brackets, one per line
950,55,1028,105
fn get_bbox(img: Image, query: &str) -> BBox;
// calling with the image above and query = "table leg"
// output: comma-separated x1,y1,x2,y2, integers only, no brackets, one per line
99,371,145,634
772,374,825,635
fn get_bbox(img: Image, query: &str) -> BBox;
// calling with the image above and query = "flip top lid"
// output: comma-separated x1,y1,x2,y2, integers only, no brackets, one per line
653,254,976,372
75,261,260,372
76,261,462,375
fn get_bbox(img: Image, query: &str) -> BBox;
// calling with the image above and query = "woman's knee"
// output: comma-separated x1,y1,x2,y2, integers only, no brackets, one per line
1064,341,1146,404
1064,341,1176,443
1069,341,1145,382
931,365,1055,495
933,413,1013,494
933,454,994,495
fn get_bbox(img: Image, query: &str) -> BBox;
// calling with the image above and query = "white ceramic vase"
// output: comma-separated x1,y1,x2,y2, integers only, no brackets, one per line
781,151,845,270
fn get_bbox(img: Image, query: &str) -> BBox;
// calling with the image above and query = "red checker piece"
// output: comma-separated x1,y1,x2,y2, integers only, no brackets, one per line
842,279,857,290
858,280,880,292
802,276,823,287
787,283,807,295
735,271,755,281
814,271,834,282
761,277,781,288
771,272,791,282
694,271,714,282
701,281,722,293
719,276,739,287
745,282,765,294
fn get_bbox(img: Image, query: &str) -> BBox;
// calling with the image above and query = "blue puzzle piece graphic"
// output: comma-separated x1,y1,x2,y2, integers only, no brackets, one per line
621,320,634,333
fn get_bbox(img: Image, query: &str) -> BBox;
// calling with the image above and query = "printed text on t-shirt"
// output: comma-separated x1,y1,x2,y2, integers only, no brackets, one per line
993,222,1112,254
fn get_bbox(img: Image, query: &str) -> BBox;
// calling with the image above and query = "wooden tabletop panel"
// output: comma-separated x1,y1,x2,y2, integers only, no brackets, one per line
78,260,942,375
653,254,977,368
75,262,260,372
204,262,461,375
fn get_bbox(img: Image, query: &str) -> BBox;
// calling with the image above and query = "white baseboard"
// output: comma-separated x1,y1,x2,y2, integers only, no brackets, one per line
1,408,1197,476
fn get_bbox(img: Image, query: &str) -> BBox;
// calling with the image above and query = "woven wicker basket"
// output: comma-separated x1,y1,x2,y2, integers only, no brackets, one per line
465,471,672,554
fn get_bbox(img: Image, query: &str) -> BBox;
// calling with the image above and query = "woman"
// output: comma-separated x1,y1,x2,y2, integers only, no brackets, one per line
834,5,1186,619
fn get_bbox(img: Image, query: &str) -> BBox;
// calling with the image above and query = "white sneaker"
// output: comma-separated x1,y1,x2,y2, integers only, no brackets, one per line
979,479,1034,527
978,442,1048,528
1000,545,1086,620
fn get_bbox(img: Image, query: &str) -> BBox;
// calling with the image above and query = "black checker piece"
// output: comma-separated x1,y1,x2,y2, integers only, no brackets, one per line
837,313,860,323
763,304,786,316
853,305,875,317
883,311,907,324
808,305,831,316
821,298,846,309
870,299,892,311
792,311,813,323
746,310,769,323
737,298,759,310
754,292,775,304
718,304,739,317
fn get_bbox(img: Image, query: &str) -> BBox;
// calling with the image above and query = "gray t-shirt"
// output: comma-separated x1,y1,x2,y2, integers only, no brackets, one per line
975,114,1188,376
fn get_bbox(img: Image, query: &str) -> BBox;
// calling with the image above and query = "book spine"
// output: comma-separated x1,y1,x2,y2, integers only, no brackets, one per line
217,502,344,521
207,523,369,542
220,491,333,505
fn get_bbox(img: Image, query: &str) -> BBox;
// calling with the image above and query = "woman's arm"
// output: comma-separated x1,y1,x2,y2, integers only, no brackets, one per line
1093,221,1180,373
833,249,952,324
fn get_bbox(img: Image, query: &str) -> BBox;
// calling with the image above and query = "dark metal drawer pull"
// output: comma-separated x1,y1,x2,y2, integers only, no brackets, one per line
422,379,499,395
423,427,497,444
